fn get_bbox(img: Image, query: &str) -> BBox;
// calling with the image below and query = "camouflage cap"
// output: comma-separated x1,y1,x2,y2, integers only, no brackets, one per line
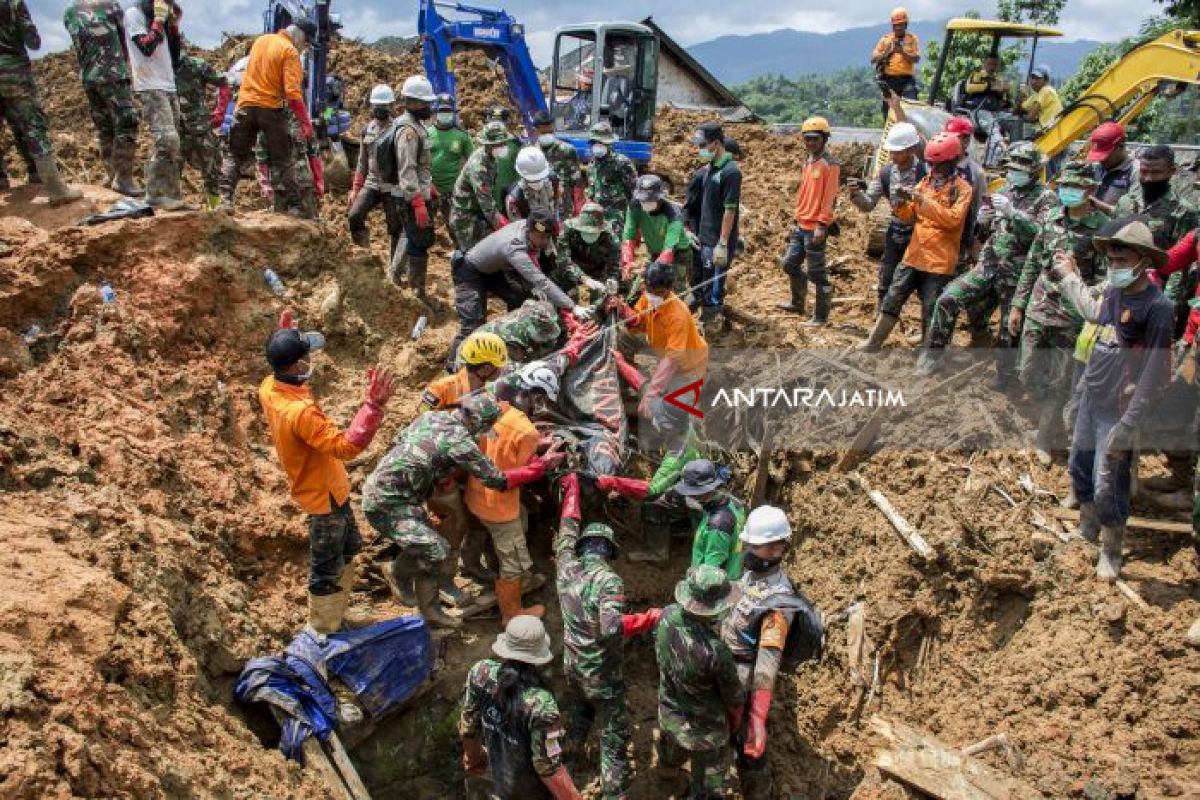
1005,141,1045,172
588,120,618,144
478,121,512,147
1058,160,1099,188
457,391,502,432
571,202,608,234
579,522,619,552
524,300,561,344
674,564,740,618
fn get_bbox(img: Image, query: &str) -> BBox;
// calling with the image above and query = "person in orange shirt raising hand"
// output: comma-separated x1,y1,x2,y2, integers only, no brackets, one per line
258,310,399,635
777,117,840,326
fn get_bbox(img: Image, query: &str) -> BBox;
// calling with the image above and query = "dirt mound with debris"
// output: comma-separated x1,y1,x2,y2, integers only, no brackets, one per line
0,33,1196,800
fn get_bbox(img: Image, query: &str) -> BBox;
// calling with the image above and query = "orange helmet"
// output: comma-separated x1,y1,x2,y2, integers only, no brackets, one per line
924,133,962,164
891,7,909,24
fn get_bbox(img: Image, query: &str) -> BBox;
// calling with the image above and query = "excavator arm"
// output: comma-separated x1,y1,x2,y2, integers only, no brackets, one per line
1035,29,1200,158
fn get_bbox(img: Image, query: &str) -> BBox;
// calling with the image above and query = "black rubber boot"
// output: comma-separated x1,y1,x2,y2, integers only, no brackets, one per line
408,254,429,299
777,274,807,314
804,285,832,326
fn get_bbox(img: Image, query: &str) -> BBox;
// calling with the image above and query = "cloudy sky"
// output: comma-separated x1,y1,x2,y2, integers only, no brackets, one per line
29,0,1160,61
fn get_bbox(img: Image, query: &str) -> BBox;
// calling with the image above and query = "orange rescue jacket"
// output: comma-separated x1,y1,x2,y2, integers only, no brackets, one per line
633,292,709,377
420,369,472,412
238,31,303,110
793,154,840,230
895,174,973,276
464,407,538,523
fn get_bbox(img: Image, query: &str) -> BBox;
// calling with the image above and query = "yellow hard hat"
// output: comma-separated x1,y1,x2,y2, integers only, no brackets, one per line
459,331,509,368
801,116,831,136
891,7,909,24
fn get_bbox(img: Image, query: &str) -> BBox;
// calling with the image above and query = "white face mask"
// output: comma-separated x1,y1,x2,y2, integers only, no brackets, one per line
491,146,509,159
640,200,658,213
436,112,454,126
526,178,548,191
685,497,704,511
591,143,608,159
537,133,556,147
578,228,602,244
646,292,665,308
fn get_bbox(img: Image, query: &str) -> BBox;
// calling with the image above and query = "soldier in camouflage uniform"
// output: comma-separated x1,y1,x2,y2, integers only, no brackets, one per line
653,565,745,799
918,142,1058,383
460,615,582,798
64,0,142,196
586,120,637,235
552,202,620,299
174,53,227,205
449,121,511,252
361,394,556,629
533,110,584,221
1011,161,1110,461
477,299,563,364
0,1,80,204
554,474,662,799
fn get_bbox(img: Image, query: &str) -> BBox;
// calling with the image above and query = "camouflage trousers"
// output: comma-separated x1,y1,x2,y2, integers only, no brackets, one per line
0,75,51,159
449,208,492,253
654,729,733,799
925,267,1017,377
364,505,451,577
137,90,182,202
83,79,139,157
564,678,631,800
1017,319,1079,399
181,128,221,195
308,498,363,594
258,131,316,217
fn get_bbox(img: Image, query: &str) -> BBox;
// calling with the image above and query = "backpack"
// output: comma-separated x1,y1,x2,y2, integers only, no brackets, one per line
755,591,825,671
374,119,415,185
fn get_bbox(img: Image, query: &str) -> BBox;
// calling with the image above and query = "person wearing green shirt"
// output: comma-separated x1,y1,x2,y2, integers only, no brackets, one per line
674,459,746,579
428,94,472,232
623,173,694,300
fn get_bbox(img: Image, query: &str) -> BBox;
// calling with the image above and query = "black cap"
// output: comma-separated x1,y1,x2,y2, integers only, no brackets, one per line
433,93,455,111
723,137,741,156
528,210,555,235
293,17,318,39
532,110,553,127
674,459,726,496
692,122,724,146
266,328,325,369
645,261,675,290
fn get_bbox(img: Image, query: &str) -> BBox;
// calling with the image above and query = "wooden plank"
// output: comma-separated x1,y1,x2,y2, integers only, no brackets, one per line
324,732,372,800
870,716,1040,800
1048,507,1193,535
302,738,355,800
852,473,936,560
750,422,776,507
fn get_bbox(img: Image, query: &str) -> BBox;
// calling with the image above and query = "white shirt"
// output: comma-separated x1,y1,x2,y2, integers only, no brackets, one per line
124,6,175,93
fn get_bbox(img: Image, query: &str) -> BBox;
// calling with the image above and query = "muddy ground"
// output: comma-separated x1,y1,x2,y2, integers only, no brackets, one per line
0,37,1195,800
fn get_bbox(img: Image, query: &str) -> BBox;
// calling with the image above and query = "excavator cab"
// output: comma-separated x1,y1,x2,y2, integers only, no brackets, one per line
550,22,658,164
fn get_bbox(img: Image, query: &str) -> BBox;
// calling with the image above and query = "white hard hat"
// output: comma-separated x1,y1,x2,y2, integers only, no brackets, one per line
400,75,437,102
884,122,921,152
369,84,395,105
741,505,791,545
517,360,559,401
515,146,552,182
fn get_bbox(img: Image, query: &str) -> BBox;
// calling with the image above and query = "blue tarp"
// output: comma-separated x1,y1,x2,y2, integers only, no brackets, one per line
235,616,434,762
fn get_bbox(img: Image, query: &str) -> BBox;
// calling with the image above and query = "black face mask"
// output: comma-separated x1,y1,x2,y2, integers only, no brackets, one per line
742,552,783,573
1141,179,1170,204
410,106,433,121
371,107,390,121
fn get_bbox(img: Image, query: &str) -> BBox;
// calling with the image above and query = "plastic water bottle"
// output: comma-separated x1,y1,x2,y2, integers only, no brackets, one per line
99,281,116,304
20,324,39,343
263,268,286,297
411,315,428,340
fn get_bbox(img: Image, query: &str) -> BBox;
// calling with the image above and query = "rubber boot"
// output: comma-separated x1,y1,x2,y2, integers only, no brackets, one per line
408,253,429,299
388,248,408,286
383,557,417,607
111,142,144,197
20,147,39,184
438,555,468,607
350,227,370,248
337,564,377,629
494,578,544,627
1076,502,1100,543
416,575,462,629
307,590,346,636
915,348,943,377
1061,483,1079,509
460,527,498,582
34,156,82,206
1096,523,1124,582
776,274,807,314
804,285,832,327
1034,400,1059,466
739,762,773,800
100,142,115,186
857,313,898,352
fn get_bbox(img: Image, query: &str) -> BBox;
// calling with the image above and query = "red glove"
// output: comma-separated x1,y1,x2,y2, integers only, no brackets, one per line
429,185,439,201
287,97,314,141
572,186,585,216
620,240,637,276
558,308,580,335
621,607,662,637
560,327,595,364
462,736,487,776
211,83,231,129
345,400,384,450
540,766,582,800
726,703,745,736
595,475,649,501
494,214,510,230
612,351,645,393
505,454,560,489
743,689,772,759
150,19,165,37
278,308,296,330
559,473,581,522
656,248,676,265
349,172,365,207
308,155,325,197
366,366,398,407
412,195,430,228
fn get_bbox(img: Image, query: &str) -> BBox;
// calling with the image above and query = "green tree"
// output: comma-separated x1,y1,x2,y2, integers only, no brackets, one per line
1152,0,1200,25
735,67,885,127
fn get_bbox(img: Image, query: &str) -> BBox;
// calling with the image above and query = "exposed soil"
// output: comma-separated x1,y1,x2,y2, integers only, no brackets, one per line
0,35,1196,800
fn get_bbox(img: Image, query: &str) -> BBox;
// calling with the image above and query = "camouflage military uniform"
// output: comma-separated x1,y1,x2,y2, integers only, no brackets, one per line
924,179,1058,375
460,658,567,799
450,146,504,252
256,108,316,217
361,411,508,576
654,602,744,797
554,518,631,798
541,136,583,220
0,2,51,160
64,0,139,174
549,220,620,299
476,299,563,363
174,54,223,196
588,152,637,234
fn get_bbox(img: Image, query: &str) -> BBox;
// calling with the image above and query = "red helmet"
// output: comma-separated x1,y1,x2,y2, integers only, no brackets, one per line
924,133,962,164
944,116,974,136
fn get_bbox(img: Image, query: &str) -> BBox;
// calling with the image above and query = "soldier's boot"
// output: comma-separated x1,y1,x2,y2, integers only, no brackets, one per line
739,761,773,800
776,274,807,314
460,527,498,582
100,142,115,185
388,248,409,287
382,557,418,607
915,348,943,377
804,285,833,327
857,313,898,352
495,578,544,627
110,143,145,197
307,588,346,636
438,555,468,607
21,147,39,184
350,227,370,248
336,563,380,629
416,575,462,629
408,254,429,299
1096,523,1124,582
34,156,82,206
1076,502,1100,543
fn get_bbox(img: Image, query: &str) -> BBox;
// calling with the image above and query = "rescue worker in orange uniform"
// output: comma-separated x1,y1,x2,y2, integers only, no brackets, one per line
777,116,840,326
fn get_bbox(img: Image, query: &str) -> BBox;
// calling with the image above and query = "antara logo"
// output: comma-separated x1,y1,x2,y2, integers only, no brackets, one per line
664,379,705,419
472,26,502,40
